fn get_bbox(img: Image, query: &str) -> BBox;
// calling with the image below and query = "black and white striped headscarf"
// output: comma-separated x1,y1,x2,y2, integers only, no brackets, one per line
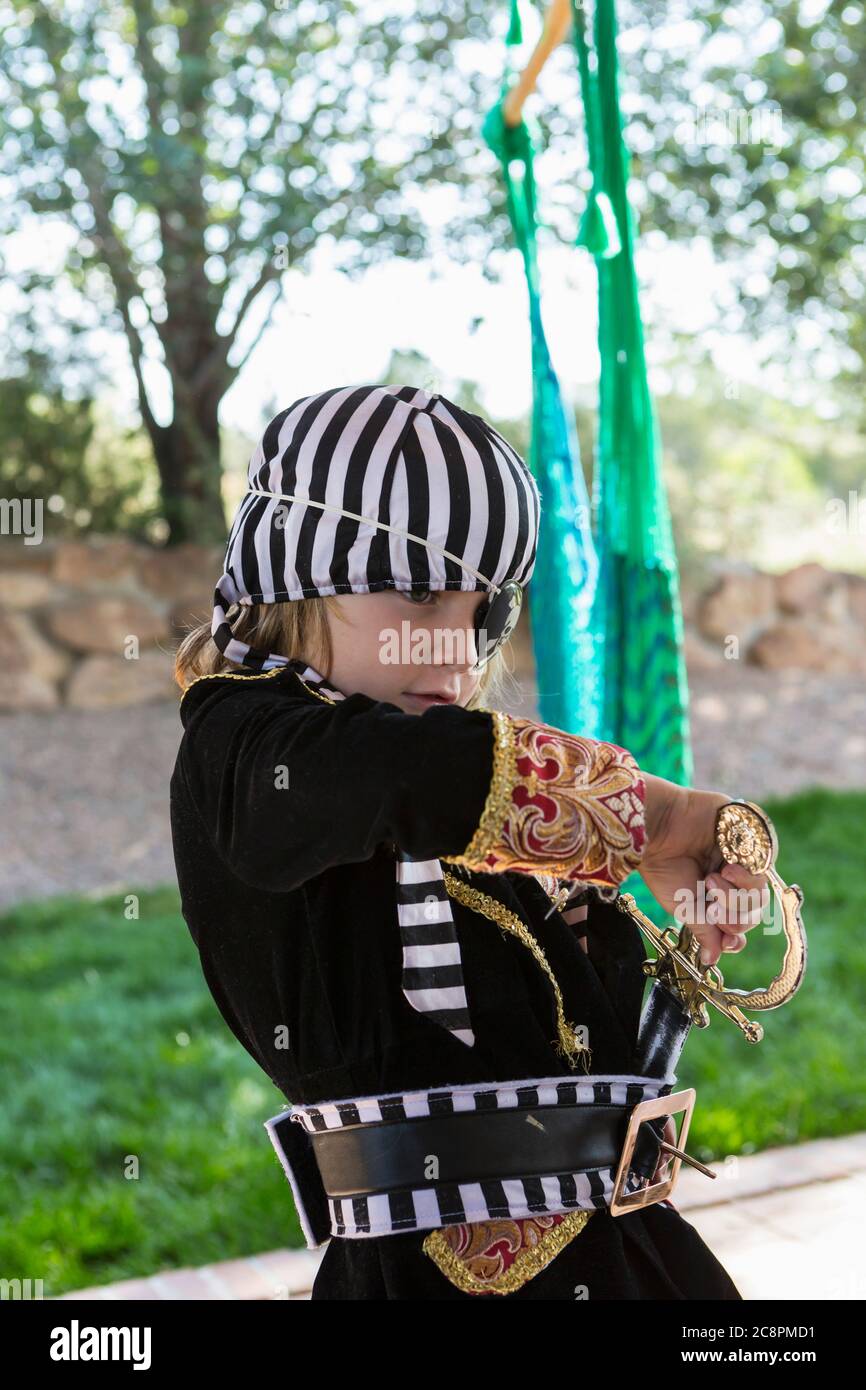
211,383,541,672
211,383,542,1050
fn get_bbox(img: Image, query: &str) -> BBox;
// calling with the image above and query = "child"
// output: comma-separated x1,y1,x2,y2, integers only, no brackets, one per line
170,383,756,1299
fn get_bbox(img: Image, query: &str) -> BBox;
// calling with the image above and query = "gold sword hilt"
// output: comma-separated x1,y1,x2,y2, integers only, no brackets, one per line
616,800,807,1043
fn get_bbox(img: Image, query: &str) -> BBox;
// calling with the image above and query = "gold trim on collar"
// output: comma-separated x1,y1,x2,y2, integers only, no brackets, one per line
178,663,299,706
295,679,337,705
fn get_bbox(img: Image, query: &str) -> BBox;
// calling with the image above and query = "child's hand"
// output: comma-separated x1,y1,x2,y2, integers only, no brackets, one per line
640,776,768,968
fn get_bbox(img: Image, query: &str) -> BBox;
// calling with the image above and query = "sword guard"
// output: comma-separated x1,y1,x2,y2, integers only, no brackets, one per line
617,799,806,1043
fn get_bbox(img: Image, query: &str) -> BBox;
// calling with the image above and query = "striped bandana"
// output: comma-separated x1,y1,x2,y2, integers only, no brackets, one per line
211,382,541,672
286,658,475,1048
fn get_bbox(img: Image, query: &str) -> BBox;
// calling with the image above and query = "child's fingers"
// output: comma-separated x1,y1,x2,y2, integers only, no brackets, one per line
695,867,761,967
705,868,768,930
719,861,769,899
694,922,724,966
695,921,747,967
715,894,764,933
720,933,747,953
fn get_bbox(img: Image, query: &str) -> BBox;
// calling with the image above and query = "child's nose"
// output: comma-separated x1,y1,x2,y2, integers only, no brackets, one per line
426,618,481,674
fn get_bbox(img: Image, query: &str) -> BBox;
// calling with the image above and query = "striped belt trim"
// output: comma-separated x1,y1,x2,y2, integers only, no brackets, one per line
265,1072,675,1247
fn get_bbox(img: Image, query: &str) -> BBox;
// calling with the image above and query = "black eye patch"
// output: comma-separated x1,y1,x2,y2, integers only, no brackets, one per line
473,580,524,669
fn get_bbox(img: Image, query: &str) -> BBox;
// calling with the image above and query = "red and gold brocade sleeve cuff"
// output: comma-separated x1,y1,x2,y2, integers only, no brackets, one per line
440,710,646,889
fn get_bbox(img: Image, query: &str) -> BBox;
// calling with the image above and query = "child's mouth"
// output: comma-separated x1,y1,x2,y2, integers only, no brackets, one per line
402,691,457,706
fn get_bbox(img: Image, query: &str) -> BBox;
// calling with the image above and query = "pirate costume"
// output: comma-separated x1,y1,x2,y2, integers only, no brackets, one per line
169,383,741,1299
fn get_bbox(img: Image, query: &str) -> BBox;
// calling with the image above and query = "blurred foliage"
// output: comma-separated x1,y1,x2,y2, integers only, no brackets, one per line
624,0,866,418
380,348,865,593
0,347,163,540
652,349,864,590
0,0,529,541
0,885,297,1296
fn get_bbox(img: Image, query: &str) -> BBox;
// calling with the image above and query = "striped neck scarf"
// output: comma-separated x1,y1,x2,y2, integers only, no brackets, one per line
288,659,475,1049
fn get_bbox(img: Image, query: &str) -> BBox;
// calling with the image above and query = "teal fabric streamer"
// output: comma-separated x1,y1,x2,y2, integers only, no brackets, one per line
483,1,693,919
570,0,693,915
482,88,602,737
506,0,524,46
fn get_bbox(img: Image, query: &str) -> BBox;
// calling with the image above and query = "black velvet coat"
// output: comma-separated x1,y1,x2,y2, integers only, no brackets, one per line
169,664,741,1300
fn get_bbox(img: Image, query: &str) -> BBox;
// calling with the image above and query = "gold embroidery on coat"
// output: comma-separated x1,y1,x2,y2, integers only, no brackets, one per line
441,710,645,886
422,1209,593,1295
442,872,592,1071
440,707,517,868
294,679,337,705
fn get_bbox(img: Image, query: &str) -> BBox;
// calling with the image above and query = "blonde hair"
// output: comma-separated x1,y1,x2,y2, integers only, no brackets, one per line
173,595,518,711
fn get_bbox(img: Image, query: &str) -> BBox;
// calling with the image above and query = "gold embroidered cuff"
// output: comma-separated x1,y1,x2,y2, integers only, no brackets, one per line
441,708,516,869
441,711,646,889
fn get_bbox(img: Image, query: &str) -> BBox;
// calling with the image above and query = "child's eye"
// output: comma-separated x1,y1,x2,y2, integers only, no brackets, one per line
405,588,436,606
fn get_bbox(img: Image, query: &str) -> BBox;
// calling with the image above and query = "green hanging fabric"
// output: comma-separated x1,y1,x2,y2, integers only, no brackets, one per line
506,0,524,46
483,75,602,736
569,0,693,915
482,0,692,919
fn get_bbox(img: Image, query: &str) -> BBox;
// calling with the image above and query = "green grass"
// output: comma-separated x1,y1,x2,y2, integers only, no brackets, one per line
0,786,863,1294
0,885,299,1297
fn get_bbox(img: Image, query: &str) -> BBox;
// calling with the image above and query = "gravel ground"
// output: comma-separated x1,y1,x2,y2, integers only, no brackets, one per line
1,665,864,911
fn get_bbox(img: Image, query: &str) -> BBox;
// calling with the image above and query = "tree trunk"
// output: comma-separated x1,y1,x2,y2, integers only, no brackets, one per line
149,381,229,546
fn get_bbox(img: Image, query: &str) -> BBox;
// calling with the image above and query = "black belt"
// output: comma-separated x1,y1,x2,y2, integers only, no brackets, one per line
309,1101,666,1198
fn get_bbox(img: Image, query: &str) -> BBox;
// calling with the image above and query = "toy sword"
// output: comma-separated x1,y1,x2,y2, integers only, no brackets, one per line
603,800,808,1203
618,799,807,1080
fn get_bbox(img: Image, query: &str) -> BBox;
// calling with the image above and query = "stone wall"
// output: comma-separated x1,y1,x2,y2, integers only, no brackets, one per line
0,537,864,711
685,562,866,674
0,537,222,710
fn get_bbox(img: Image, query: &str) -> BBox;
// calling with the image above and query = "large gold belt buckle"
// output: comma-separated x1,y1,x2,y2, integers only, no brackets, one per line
609,1088,697,1217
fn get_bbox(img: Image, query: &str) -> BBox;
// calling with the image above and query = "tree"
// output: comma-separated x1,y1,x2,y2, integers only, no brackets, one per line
0,0,517,542
3,0,863,548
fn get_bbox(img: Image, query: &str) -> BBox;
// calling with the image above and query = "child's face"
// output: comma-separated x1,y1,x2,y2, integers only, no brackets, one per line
324,590,488,713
